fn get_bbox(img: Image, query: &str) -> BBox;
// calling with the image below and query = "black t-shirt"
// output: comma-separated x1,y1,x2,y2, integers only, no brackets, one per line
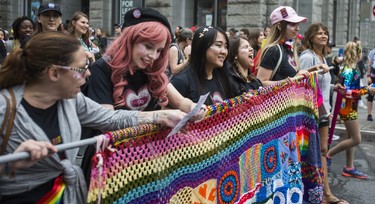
86,58,159,111
1,99,62,204
260,44,298,81
205,78,224,103
227,65,262,96
171,67,225,104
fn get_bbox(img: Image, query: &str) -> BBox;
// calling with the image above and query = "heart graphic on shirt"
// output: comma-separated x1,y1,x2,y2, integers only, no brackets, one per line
212,91,224,103
124,86,151,110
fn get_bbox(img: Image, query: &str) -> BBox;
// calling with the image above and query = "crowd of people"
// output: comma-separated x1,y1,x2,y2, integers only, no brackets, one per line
0,2,374,204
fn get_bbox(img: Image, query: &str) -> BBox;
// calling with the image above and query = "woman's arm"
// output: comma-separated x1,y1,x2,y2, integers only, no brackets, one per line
257,66,310,87
166,83,195,113
256,66,278,87
101,104,114,110
138,109,187,127
166,83,206,121
78,93,188,129
0,140,57,175
169,46,188,75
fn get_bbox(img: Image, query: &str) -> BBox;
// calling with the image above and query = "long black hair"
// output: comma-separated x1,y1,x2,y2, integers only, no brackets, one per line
189,26,234,102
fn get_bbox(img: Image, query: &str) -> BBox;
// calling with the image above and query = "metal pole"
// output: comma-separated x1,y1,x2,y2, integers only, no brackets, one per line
0,123,163,164
214,0,218,27
0,137,99,164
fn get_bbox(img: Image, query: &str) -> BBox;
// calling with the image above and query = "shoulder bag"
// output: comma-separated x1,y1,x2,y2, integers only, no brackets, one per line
0,88,16,154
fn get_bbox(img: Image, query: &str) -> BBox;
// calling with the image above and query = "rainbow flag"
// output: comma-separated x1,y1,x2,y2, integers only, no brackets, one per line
37,175,66,204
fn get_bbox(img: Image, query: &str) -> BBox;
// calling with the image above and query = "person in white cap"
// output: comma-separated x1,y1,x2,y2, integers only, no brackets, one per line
256,6,326,86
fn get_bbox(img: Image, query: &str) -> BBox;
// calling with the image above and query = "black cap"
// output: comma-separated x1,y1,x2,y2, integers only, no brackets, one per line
327,41,336,48
122,8,172,38
38,2,62,16
114,23,121,28
230,28,238,33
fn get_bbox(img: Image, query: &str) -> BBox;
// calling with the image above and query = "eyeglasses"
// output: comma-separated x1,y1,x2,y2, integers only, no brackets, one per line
55,60,90,76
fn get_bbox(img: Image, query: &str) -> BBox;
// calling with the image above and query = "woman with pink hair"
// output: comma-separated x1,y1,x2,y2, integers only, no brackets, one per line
82,8,203,184
86,8,197,113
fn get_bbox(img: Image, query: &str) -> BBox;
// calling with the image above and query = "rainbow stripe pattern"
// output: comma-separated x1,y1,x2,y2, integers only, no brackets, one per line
36,175,66,204
88,77,323,203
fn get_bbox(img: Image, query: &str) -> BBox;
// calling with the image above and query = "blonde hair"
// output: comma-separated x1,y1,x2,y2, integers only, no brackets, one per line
344,41,362,68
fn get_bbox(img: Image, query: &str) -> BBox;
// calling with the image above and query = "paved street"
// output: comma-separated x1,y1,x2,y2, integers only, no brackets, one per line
329,105,375,204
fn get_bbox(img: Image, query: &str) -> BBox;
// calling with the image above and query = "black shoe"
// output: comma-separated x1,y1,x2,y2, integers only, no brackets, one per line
367,114,373,121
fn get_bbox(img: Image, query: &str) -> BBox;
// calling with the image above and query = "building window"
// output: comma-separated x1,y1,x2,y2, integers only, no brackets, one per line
29,1,41,23
196,0,227,30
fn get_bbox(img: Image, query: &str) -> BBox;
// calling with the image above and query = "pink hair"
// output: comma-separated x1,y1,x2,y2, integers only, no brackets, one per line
105,22,171,108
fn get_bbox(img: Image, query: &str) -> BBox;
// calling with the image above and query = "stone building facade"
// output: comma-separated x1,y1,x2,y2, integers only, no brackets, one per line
1,0,374,50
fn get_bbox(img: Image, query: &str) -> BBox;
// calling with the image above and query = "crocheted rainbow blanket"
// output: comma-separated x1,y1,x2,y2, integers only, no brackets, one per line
88,77,323,204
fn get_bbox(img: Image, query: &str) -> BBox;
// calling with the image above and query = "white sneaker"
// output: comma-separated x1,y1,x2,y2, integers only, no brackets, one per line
358,100,368,109
332,134,340,141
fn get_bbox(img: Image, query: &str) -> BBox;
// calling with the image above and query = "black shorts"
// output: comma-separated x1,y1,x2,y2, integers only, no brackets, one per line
368,77,375,102
319,114,330,128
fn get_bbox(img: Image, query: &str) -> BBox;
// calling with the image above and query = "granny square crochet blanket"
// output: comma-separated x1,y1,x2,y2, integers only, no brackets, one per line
88,76,323,204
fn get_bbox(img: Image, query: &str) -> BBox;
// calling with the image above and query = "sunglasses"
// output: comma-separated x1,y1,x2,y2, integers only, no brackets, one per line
54,59,90,76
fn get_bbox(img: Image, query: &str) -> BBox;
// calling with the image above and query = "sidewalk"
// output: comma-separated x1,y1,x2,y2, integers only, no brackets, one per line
329,104,375,204
333,102,375,170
